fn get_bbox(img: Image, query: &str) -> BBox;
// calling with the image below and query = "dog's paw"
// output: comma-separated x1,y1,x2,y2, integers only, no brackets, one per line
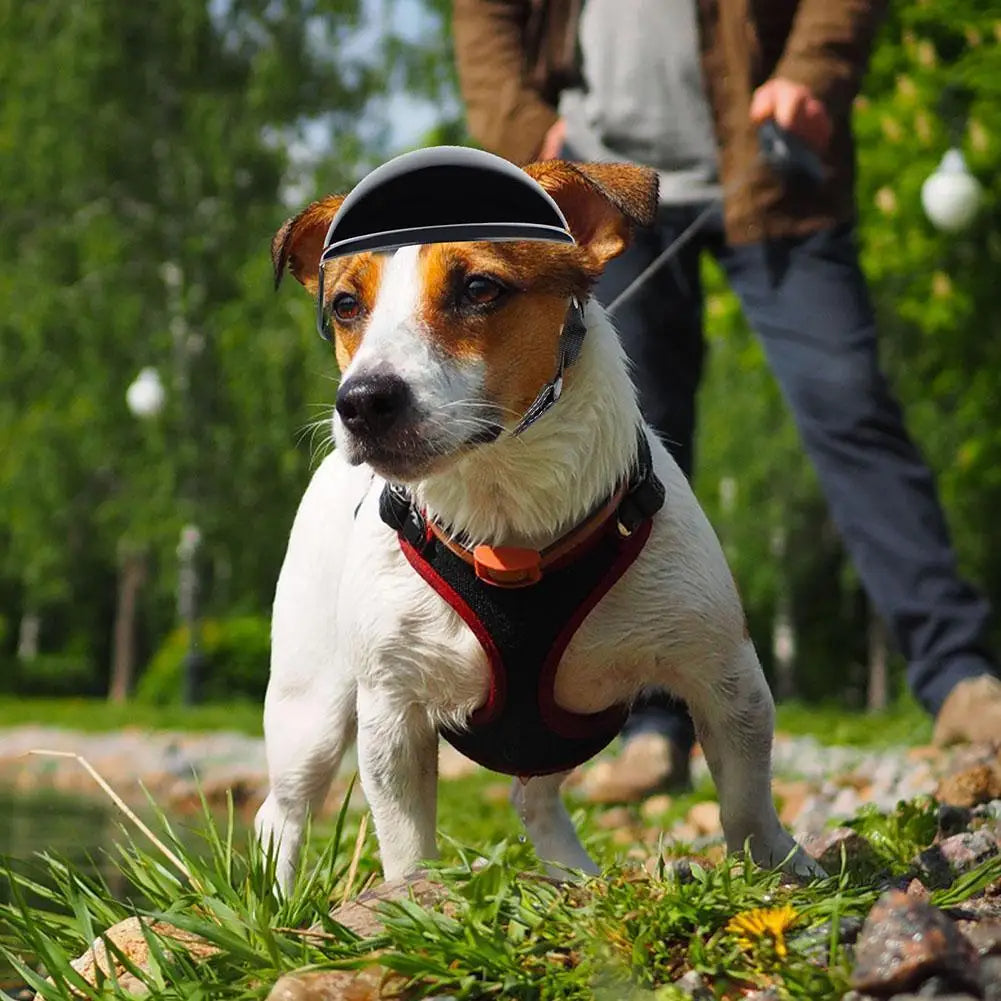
750,832,827,882
780,845,827,882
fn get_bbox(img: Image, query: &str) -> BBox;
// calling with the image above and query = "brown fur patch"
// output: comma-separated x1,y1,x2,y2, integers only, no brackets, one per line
417,241,593,414
523,161,658,268
270,195,345,295
319,253,385,369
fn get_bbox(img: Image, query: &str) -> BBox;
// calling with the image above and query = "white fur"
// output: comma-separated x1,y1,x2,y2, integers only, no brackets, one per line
256,247,822,890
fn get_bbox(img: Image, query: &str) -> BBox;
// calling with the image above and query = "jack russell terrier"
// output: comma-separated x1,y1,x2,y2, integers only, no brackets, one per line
254,154,821,891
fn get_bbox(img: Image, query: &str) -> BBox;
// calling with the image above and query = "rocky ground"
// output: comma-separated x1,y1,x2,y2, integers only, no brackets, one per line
0,723,984,833
4,725,1001,1000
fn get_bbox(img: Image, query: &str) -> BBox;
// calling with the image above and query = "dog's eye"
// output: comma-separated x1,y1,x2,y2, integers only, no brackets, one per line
462,276,505,306
332,292,362,322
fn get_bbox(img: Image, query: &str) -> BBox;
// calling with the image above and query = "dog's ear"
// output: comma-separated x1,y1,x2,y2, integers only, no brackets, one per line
522,161,658,268
271,195,346,295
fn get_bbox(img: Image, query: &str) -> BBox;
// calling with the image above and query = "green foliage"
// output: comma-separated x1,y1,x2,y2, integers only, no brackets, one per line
5,0,1001,709
136,617,271,706
845,796,939,872
1,653,97,698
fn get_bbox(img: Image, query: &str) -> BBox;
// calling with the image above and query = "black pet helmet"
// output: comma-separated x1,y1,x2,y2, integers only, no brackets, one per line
315,145,576,340
317,145,585,436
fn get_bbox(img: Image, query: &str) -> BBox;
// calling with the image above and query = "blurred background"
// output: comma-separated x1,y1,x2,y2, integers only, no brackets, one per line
1,0,1000,718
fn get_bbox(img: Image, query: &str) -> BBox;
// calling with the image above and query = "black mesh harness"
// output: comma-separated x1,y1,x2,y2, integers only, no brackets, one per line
378,430,665,778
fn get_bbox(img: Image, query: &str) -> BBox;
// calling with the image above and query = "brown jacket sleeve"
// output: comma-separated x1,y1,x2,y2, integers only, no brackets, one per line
452,0,560,164
774,0,888,118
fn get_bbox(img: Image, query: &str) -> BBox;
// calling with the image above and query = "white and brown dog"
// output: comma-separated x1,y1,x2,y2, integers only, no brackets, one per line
254,158,820,891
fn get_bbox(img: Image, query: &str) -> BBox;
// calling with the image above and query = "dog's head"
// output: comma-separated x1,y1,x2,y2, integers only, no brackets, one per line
273,160,657,482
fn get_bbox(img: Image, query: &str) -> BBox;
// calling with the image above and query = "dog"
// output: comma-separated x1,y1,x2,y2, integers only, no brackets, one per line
254,158,821,891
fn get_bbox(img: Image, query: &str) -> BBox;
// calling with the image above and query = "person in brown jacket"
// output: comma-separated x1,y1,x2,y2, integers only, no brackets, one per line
452,0,1001,803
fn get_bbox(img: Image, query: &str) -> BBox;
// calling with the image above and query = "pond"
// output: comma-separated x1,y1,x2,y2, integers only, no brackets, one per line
0,788,248,996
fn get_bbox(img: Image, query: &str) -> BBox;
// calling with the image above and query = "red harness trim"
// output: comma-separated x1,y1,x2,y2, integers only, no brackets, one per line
400,515,653,738
399,536,506,725
537,517,653,738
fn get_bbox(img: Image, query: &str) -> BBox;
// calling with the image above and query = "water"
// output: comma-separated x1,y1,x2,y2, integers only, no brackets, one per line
0,789,244,995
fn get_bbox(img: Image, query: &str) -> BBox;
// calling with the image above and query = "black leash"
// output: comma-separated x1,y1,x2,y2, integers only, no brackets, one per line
606,119,825,317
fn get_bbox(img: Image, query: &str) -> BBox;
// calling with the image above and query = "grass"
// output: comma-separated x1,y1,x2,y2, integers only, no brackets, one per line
774,697,932,748
2,759,999,1001
0,694,930,748
0,697,263,737
0,696,964,999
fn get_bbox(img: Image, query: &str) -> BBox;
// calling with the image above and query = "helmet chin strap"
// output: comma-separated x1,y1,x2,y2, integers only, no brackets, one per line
509,296,587,437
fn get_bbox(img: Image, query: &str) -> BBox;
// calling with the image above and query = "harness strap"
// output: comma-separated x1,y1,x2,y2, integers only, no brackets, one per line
509,297,587,437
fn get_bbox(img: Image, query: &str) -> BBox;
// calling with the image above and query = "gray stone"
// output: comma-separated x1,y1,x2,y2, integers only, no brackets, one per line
672,970,712,999
915,830,999,889
958,919,1001,957
983,954,1001,1000
802,828,882,875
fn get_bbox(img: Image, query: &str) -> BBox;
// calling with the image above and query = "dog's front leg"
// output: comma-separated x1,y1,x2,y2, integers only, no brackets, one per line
677,641,824,880
356,683,439,880
511,772,599,879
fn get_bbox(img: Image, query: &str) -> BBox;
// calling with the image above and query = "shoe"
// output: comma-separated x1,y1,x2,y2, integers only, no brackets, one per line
932,674,1001,747
579,732,692,804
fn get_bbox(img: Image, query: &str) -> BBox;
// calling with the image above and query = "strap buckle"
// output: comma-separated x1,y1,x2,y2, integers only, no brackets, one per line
473,545,543,588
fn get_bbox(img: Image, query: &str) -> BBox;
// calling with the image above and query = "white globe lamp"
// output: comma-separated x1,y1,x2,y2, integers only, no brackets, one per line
921,149,983,233
126,367,166,419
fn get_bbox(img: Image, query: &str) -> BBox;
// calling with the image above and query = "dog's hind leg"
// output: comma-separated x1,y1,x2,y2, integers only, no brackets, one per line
676,641,824,879
356,684,439,880
512,772,599,878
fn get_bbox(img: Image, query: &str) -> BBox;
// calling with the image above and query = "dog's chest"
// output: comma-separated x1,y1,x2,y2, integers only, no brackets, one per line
342,526,651,721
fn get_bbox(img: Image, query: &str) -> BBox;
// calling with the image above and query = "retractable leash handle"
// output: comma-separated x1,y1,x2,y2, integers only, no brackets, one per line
606,118,826,317
756,118,826,186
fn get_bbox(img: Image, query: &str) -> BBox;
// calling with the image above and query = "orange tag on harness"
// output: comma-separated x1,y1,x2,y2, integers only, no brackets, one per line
473,545,543,587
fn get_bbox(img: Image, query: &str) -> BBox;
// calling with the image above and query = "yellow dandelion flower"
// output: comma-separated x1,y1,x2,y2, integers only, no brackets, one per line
726,904,800,959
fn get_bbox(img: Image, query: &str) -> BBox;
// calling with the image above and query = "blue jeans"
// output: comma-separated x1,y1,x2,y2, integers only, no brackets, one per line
594,205,997,750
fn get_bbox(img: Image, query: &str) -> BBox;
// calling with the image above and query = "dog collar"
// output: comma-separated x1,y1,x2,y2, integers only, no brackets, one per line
380,428,665,588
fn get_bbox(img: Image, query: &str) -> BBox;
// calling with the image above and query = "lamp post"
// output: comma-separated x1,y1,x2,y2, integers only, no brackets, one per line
125,365,202,705
921,148,983,232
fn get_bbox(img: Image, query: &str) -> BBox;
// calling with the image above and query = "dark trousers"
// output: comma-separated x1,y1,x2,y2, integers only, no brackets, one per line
595,205,997,751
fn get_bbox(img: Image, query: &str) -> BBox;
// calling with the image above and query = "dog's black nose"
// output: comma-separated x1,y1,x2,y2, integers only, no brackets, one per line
335,372,412,438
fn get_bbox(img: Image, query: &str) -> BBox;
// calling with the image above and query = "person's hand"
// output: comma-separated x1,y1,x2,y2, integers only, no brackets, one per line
749,78,832,152
537,118,566,161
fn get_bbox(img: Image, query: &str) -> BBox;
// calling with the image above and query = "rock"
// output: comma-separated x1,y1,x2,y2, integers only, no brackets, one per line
938,804,974,839
687,801,721,836
791,916,864,963
54,916,218,999
330,875,449,938
437,744,480,780
670,821,702,844
940,829,1000,870
640,793,673,820
936,764,1001,809
266,967,407,1001
595,807,634,831
907,878,932,902
773,779,814,826
850,890,981,995
916,830,999,888
958,919,1001,956
983,955,1001,1000
672,969,713,999
802,827,882,875
885,994,979,1000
